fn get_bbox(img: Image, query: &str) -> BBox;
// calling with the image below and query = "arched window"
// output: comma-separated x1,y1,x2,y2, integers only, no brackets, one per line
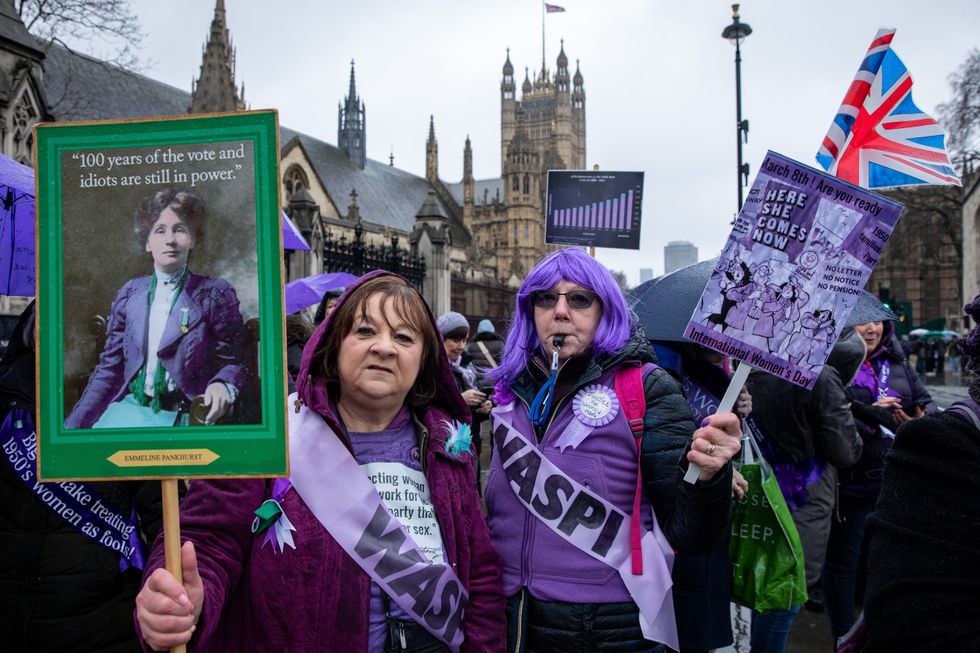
284,164,310,195
512,175,520,191
523,174,530,194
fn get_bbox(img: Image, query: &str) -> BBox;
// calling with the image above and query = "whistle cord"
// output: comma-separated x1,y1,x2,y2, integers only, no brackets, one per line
530,343,562,427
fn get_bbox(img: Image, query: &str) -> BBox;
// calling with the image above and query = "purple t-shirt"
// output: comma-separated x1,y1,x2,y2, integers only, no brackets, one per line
349,407,447,651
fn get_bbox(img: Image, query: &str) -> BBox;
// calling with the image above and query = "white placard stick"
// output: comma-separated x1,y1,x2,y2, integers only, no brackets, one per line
683,363,752,484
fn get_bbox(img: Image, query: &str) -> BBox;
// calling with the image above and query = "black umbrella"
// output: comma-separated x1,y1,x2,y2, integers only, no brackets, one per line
628,259,718,342
845,290,898,327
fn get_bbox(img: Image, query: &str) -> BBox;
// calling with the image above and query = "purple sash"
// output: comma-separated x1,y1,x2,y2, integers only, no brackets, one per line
491,400,679,650
853,358,894,401
1,408,146,570
287,398,467,651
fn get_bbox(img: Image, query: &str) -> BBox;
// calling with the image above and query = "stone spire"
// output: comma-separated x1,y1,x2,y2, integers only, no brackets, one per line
338,60,366,169
463,135,474,206
189,0,245,114
425,115,438,182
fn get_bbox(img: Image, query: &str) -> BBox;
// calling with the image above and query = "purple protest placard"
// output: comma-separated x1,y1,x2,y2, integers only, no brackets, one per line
684,151,903,390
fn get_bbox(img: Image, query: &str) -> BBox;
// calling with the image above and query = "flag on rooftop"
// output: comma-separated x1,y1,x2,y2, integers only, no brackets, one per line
816,28,961,189
545,3,566,13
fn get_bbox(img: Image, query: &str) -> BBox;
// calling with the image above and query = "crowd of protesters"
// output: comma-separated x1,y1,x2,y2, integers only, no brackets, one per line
3,249,980,652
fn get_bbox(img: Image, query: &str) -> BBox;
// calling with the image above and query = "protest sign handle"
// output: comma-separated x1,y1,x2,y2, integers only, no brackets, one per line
683,363,753,484
161,478,187,653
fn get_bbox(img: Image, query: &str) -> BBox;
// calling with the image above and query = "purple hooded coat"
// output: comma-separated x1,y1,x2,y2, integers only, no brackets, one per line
136,271,505,652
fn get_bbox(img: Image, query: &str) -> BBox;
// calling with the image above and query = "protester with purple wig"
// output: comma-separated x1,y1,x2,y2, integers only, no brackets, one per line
484,248,742,652
863,295,980,651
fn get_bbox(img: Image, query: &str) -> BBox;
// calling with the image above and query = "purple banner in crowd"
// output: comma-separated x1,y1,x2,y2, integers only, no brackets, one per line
1,408,145,569
287,398,467,651
685,151,903,389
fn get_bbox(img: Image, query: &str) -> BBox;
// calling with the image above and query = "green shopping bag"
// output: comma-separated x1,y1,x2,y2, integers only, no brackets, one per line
729,426,808,612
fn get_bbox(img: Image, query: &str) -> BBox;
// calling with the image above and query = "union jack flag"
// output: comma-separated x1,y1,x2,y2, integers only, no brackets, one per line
816,28,961,189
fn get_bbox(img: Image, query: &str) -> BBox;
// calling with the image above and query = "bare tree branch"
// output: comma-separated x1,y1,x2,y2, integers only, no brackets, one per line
937,48,980,170
885,185,964,262
16,0,146,71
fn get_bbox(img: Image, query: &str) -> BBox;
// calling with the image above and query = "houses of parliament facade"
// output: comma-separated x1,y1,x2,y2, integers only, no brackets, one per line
0,0,590,319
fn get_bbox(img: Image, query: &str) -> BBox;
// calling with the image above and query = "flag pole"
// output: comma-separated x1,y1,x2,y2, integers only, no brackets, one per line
541,1,546,75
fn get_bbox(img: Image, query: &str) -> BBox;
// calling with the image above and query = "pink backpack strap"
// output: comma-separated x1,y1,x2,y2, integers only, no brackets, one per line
614,363,651,575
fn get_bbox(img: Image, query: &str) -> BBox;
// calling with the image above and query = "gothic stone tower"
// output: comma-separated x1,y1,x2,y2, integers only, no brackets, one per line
502,42,586,175
338,60,366,169
461,44,586,282
189,0,246,113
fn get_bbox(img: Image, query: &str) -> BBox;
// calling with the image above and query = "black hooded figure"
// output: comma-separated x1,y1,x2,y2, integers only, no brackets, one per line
0,301,173,652
863,298,980,651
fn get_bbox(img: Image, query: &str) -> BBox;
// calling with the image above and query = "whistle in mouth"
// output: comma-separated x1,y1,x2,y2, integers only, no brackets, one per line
552,334,565,349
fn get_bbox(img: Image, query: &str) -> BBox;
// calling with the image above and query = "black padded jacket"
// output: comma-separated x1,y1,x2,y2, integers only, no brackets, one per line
0,305,169,653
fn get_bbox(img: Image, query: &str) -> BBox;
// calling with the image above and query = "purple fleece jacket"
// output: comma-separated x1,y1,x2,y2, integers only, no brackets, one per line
137,271,504,652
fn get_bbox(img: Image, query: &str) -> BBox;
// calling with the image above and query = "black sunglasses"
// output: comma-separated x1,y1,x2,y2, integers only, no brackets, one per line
531,290,599,310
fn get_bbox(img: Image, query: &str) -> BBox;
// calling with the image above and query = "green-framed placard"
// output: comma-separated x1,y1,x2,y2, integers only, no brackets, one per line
35,110,287,480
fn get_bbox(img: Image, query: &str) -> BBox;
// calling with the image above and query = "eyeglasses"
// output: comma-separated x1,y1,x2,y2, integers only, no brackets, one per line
530,290,599,310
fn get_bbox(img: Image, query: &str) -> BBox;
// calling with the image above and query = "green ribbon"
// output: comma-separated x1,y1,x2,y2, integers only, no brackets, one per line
252,499,283,535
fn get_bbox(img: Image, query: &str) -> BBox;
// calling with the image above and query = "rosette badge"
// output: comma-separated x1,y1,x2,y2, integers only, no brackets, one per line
555,384,620,451
252,499,297,553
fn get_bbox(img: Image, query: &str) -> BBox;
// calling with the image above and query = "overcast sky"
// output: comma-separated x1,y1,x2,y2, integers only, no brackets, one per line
115,0,978,285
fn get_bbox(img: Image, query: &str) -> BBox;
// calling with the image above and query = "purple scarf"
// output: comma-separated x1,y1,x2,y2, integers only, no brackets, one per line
852,356,894,401
449,357,477,390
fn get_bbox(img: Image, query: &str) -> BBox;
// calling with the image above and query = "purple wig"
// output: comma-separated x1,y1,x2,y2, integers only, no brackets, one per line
489,247,632,390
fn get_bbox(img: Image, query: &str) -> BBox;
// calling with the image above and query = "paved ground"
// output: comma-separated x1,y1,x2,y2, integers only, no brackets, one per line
920,375,970,408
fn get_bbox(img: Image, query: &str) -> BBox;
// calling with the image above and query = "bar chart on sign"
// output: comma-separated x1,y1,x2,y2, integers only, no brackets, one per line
545,170,645,250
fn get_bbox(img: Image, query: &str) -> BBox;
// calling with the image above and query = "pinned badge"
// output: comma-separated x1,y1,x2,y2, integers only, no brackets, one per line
180,307,190,333
555,384,620,452
252,499,296,553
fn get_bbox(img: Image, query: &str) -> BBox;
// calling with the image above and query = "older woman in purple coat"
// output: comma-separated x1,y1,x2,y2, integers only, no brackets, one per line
134,272,504,652
65,188,248,429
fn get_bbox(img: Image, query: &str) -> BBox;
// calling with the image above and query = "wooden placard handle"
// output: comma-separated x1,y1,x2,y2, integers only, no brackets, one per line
161,478,187,653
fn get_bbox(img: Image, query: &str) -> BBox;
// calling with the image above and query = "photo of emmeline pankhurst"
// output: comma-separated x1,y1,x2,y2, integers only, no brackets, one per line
64,188,251,430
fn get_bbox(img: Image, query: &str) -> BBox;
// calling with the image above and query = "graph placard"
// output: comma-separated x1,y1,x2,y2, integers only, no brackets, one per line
545,170,644,250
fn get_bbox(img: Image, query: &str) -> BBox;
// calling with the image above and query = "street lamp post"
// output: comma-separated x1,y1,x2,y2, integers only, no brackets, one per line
722,3,752,217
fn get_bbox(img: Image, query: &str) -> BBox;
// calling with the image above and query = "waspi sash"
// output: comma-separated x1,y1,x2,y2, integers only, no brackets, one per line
1,408,145,570
491,400,679,649
287,398,467,651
